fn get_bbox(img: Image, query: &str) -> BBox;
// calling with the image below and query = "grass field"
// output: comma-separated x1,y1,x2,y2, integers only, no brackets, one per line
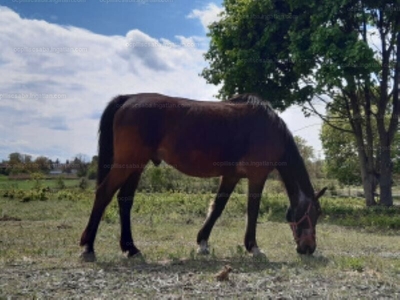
1,180,400,298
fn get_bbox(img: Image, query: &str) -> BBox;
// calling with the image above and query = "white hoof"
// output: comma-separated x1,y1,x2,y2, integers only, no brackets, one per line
197,240,210,255
251,247,266,258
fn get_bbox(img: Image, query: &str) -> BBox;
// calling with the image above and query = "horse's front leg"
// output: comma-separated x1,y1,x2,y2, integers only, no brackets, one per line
196,176,239,254
244,178,267,257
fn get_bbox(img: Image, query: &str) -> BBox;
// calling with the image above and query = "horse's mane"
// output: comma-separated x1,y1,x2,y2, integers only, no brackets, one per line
228,94,273,110
227,94,288,135
228,94,314,200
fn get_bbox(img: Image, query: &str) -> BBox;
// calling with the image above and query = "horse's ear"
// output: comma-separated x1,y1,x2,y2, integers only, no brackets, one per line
315,187,327,200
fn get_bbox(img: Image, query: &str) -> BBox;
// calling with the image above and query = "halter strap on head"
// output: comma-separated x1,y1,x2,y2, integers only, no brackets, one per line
288,202,314,243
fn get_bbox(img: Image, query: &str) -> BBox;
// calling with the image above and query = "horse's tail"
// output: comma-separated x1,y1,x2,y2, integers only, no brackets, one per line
97,95,132,186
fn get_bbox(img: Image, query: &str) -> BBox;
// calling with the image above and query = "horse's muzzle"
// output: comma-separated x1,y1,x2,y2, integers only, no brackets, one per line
296,244,316,255
296,229,316,255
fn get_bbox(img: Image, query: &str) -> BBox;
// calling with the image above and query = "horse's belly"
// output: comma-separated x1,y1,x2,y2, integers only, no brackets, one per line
157,148,227,178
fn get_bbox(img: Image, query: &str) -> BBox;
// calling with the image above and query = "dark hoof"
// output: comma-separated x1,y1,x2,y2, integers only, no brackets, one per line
127,250,141,257
80,251,96,262
126,247,141,257
127,251,145,262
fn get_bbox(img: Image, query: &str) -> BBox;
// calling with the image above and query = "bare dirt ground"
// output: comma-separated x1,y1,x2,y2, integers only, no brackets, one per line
2,258,399,299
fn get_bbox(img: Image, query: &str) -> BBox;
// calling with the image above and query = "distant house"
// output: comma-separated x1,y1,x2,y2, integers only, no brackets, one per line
49,169,63,175
48,168,78,179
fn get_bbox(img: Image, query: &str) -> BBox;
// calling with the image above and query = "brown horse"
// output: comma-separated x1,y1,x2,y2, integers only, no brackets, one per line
80,93,326,261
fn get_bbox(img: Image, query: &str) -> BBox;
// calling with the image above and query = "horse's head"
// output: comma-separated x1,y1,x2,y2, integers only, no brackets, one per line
286,187,327,255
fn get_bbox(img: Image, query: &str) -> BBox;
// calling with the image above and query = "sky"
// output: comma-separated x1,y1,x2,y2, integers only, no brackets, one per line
0,0,324,162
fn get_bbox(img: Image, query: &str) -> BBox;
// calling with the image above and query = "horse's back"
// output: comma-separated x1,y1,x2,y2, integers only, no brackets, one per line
112,93,287,178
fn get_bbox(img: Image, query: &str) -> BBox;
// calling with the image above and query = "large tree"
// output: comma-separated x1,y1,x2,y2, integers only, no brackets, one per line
202,0,309,110
202,0,400,206
321,108,400,187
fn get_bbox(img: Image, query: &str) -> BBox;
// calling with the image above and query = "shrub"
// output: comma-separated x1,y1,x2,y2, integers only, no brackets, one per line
56,190,75,201
31,172,44,190
56,176,66,190
79,177,88,190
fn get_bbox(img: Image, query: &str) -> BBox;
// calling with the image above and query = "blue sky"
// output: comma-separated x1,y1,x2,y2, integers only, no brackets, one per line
5,0,218,39
0,1,324,162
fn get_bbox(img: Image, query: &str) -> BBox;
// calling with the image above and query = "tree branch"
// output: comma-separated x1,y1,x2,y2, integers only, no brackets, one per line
304,101,354,134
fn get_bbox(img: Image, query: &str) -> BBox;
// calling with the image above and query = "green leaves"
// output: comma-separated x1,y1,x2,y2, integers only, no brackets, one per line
203,0,395,108
202,0,305,109
321,120,362,185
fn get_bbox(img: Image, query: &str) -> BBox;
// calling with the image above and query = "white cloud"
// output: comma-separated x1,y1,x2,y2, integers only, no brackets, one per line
0,5,323,163
0,6,218,161
187,3,224,31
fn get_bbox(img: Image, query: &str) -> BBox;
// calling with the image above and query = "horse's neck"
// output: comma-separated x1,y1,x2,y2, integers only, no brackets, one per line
277,152,313,206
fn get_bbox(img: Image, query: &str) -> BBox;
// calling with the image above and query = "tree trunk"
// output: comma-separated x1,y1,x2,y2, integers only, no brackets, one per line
357,148,377,206
379,146,393,206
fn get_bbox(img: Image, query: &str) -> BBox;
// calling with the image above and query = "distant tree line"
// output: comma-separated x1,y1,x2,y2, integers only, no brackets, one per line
0,152,98,179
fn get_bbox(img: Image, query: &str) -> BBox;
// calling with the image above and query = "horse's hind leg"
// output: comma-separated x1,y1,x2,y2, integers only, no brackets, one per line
117,170,143,257
196,176,239,254
244,178,267,257
80,167,135,261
